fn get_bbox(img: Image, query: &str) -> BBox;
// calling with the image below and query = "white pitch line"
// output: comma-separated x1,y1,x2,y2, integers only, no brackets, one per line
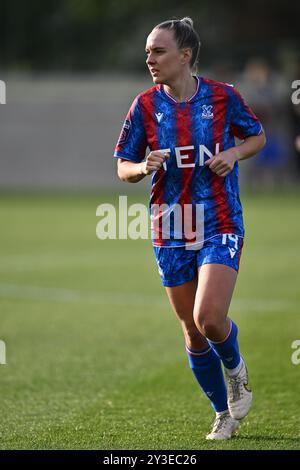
0,282,298,312
0,283,165,307
0,253,126,270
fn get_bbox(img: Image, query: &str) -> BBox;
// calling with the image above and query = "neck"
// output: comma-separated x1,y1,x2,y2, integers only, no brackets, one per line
163,73,197,103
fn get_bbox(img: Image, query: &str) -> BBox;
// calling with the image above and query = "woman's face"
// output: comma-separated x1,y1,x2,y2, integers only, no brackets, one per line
145,28,190,84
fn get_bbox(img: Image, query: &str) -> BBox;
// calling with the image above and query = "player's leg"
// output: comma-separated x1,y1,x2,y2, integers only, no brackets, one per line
153,246,205,350
154,245,239,439
193,262,238,343
165,278,207,351
166,280,240,440
193,237,252,420
165,281,229,416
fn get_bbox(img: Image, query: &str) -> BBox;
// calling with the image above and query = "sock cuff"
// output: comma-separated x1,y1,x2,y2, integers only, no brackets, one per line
185,345,212,356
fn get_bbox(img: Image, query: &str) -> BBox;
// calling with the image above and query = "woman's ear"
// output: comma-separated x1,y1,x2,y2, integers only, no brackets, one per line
181,48,193,65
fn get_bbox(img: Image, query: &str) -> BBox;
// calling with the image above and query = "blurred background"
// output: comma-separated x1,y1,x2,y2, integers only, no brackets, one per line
0,0,300,189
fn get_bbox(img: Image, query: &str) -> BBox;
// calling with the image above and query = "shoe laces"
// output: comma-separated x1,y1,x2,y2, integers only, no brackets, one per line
227,370,247,402
210,412,230,434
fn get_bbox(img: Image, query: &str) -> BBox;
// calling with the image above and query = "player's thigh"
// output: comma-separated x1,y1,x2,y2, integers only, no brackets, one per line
165,278,198,323
154,245,198,321
194,263,237,325
193,234,243,326
166,280,207,348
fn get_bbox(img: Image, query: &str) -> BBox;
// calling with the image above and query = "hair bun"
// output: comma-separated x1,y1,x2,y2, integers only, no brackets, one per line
180,17,194,28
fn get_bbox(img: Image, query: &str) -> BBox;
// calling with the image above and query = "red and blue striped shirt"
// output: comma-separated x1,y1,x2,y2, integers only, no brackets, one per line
114,76,263,247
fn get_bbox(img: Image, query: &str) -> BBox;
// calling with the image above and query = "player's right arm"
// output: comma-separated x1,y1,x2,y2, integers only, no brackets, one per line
117,151,169,183
114,95,168,183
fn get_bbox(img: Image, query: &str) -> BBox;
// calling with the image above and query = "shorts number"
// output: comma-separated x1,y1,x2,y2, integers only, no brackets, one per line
222,234,239,250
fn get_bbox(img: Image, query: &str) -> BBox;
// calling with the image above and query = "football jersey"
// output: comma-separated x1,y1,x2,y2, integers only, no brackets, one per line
114,76,263,247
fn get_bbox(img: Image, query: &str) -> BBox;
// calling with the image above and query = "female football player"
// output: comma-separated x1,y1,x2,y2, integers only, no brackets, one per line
114,17,266,440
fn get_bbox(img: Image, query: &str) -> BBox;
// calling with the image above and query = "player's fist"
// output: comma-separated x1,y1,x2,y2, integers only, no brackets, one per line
141,150,170,175
205,149,238,177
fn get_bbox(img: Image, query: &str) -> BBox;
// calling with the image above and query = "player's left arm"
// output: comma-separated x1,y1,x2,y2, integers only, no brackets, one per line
205,131,266,177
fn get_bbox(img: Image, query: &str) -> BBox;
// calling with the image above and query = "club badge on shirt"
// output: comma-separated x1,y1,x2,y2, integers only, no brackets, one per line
201,105,214,119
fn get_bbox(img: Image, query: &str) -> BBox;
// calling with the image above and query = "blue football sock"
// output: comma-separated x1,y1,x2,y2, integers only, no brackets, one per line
208,320,241,370
186,345,228,413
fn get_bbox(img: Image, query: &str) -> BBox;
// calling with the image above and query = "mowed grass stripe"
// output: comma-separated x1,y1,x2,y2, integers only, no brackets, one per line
0,191,299,449
0,282,299,314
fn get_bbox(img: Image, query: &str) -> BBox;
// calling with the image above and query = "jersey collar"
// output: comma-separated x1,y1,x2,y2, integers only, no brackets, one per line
160,76,201,105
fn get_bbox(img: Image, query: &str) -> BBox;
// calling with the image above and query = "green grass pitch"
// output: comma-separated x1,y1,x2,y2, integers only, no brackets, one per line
0,190,299,450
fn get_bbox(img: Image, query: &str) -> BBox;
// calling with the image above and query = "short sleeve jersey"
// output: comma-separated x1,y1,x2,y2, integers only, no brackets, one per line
114,76,263,247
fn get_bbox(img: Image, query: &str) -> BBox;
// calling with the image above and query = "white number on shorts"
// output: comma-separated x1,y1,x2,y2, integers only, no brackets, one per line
222,234,239,250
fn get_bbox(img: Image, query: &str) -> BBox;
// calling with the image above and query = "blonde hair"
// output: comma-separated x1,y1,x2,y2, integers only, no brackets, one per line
180,17,194,28
154,17,201,70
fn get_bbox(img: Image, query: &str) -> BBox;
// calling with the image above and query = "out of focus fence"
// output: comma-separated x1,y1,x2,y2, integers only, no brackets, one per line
0,72,299,190
0,75,151,190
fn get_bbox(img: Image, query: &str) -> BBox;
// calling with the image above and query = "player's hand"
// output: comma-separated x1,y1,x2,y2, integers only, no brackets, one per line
204,148,238,177
141,151,170,175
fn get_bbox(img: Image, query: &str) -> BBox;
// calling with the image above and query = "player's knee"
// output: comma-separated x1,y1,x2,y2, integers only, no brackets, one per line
193,305,224,339
184,325,206,350
199,322,219,339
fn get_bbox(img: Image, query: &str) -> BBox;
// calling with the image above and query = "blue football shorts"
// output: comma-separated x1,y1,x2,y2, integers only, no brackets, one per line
153,234,244,287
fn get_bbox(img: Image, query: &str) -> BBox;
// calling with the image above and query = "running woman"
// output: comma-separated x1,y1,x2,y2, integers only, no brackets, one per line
114,17,266,440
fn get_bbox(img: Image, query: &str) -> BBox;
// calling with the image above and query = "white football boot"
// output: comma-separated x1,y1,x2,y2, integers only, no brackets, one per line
226,357,252,420
206,410,240,440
